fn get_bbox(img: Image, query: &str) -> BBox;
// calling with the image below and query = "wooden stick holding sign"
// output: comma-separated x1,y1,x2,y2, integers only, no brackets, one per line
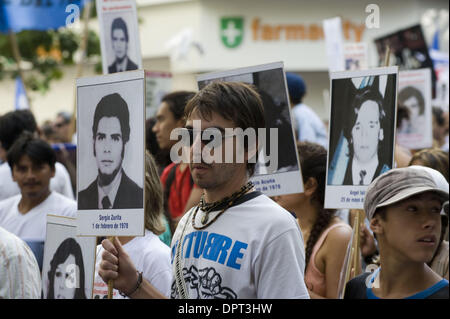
107,236,115,299
384,46,391,67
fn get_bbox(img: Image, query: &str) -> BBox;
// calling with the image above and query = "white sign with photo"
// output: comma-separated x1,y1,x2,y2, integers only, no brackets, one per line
397,68,433,150
42,215,96,299
77,70,145,236
196,62,304,197
325,66,398,209
96,0,142,74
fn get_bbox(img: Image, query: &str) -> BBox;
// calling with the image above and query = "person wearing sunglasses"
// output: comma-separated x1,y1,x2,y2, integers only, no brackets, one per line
99,81,309,299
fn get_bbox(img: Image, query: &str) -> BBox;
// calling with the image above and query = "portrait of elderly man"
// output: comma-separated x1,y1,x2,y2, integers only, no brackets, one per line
342,85,391,186
78,93,143,209
108,17,138,74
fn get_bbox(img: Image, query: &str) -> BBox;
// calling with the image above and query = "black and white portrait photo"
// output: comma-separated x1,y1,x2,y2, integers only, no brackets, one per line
76,71,145,236
96,0,142,75
325,67,398,209
197,62,303,197
42,215,96,299
78,92,143,210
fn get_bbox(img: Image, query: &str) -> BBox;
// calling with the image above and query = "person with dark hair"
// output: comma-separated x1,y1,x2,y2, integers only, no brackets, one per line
409,148,449,279
46,237,86,299
342,86,390,185
78,93,143,210
0,110,74,201
0,133,76,242
108,17,138,73
98,81,309,299
273,142,352,298
92,151,172,298
397,86,426,135
285,72,328,148
345,166,449,299
153,91,202,229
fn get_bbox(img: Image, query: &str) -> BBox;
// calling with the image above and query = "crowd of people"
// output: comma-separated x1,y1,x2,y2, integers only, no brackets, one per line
0,72,448,299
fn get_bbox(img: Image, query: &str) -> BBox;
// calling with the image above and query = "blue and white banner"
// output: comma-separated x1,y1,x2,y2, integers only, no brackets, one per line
0,0,86,33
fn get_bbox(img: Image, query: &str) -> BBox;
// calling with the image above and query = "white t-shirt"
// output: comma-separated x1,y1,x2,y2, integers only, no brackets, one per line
170,192,310,299
0,162,74,201
0,192,76,241
0,226,41,298
93,230,172,299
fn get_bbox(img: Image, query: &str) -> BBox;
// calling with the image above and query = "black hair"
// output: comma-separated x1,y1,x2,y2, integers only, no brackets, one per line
92,93,130,144
0,110,37,151
161,91,196,121
297,141,336,267
7,132,56,170
111,17,129,42
46,238,87,299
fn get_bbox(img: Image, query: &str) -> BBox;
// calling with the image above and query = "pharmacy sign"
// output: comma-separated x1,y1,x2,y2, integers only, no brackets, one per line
220,17,244,48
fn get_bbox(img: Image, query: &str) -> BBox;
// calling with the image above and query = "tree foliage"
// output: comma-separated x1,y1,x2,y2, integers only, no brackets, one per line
0,7,101,94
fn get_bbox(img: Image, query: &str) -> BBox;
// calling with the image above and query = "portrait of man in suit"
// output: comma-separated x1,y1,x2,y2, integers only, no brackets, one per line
342,86,391,185
108,17,138,74
78,93,143,209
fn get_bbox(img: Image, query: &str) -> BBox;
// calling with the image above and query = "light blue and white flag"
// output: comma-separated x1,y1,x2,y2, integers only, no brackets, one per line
14,76,29,110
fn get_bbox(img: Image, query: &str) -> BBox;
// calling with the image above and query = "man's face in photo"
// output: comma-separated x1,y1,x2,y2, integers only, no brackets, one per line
12,154,55,198
112,28,128,61
351,100,384,163
94,117,124,178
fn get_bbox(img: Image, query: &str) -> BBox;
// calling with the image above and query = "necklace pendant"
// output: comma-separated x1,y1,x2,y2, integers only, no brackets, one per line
201,213,209,224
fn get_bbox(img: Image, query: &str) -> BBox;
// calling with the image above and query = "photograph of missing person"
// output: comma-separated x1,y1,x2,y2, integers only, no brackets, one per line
196,62,303,197
76,71,145,236
78,92,143,210
108,17,138,73
397,68,433,150
325,67,398,209
42,215,96,299
96,0,142,75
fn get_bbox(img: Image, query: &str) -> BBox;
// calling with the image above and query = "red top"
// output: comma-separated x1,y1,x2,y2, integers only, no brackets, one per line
160,163,197,219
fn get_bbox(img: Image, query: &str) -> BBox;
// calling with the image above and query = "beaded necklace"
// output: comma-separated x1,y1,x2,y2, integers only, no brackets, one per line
192,181,254,230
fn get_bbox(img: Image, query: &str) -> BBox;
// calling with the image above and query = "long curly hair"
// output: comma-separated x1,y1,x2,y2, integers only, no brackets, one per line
297,142,336,267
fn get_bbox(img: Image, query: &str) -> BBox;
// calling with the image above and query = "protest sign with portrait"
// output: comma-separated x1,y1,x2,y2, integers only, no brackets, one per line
76,70,145,236
325,66,398,209
96,0,142,75
42,215,96,299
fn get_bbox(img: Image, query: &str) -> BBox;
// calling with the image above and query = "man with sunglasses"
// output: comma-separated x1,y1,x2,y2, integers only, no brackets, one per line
99,81,309,299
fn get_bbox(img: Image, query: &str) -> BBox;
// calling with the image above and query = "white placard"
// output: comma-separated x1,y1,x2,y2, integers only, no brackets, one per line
42,215,96,299
325,67,398,209
96,0,142,75
76,70,145,236
397,68,433,150
197,62,304,197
